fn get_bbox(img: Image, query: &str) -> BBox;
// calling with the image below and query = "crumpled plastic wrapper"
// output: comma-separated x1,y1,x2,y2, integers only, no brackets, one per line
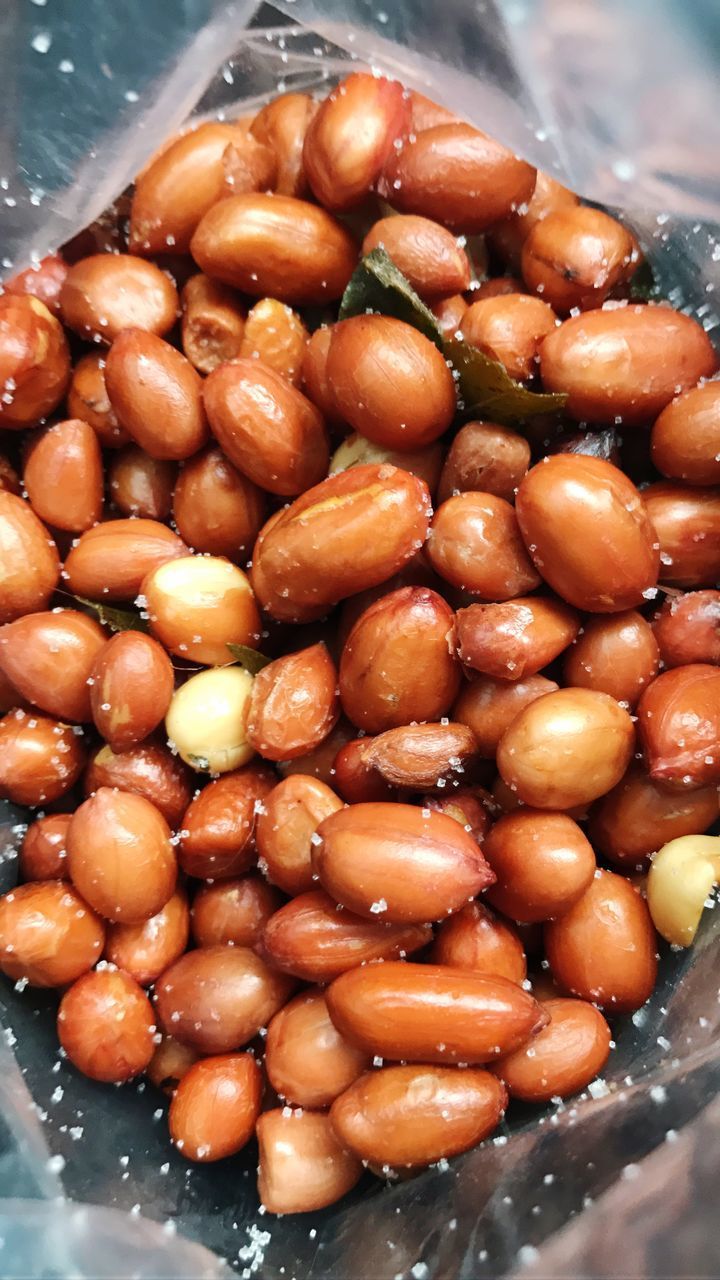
0,2,719,1276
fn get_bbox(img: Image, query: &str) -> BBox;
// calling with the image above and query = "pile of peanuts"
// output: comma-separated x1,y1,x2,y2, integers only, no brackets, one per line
0,70,719,1217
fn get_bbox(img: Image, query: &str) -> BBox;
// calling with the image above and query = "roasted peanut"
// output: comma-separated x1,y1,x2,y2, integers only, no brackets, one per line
431,292,468,337
191,875,282,949
313,801,493,923
23,418,103,532
563,610,660,707
637,664,720,789
250,92,317,197
492,998,611,1101
651,382,720,486
483,810,596,922
147,1035,199,1095
647,834,720,947
254,775,339,897
191,193,357,305
3,253,68,316
165,666,255,773
331,1064,507,1168
180,274,246,374
60,254,178,343
588,763,720,866
407,90,459,132
203,358,328,496
339,586,460,733
490,171,579,269
454,597,580,680
379,123,537,233
261,890,432,983
222,130,277,195
169,1053,262,1162
432,903,527,984
453,673,559,758
105,888,189,985
545,869,658,1012
63,518,186,602
428,492,541,599
20,814,71,882
172,447,266,559
460,294,557,381
179,763,274,879
357,722,478,790
425,788,493,843
250,464,431,623
0,709,86,805
326,315,456,450
239,297,308,386
0,296,71,428
67,352,128,448
0,882,104,987
57,968,156,1082
84,741,192,829
266,988,370,1108
327,961,547,1063
0,492,60,623
109,446,176,520
105,329,209,462
0,609,105,722
497,687,635,810
130,122,257,254
437,421,531,504
329,432,444,495
304,72,409,210
362,215,471,299
68,787,176,924
540,304,718,424
332,737,396,804
257,1109,362,1215
301,326,342,424
279,719,355,788
521,207,640,312
154,944,293,1053
652,591,720,668
643,482,720,588
515,455,659,611
142,554,260,665
247,644,339,762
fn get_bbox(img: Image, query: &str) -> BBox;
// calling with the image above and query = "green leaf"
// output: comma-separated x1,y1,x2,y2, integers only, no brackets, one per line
445,337,568,425
226,643,272,675
339,247,568,425
74,597,148,633
628,259,660,301
339,247,444,349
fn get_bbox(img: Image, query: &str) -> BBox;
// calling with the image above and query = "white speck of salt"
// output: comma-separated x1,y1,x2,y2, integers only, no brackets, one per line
31,31,52,53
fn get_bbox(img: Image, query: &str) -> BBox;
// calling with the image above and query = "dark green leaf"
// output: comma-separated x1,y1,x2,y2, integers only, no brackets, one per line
628,259,660,301
74,597,148,633
226,643,272,675
339,247,568,425
445,337,568,425
339,247,444,349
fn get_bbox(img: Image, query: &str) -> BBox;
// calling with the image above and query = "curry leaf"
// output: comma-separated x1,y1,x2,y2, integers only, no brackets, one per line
339,247,568,424
339,247,444,348
226,643,272,675
628,259,660,301
74,597,148,633
444,337,568,424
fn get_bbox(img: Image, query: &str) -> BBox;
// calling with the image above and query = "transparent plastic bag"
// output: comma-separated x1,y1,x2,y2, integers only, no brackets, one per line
1,2,720,1276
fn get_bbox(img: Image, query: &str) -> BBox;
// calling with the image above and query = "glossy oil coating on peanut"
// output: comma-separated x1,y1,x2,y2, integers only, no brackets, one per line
327,961,547,1064
330,1064,507,1168
313,801,494,923
339,586,460,733
545,870,658,1012
3,64,720,1220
